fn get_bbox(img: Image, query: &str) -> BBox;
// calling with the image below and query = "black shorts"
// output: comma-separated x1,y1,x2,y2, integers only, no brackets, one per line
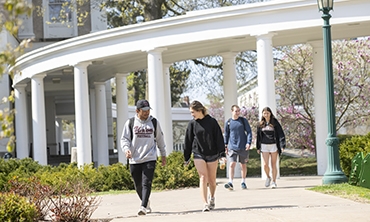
193,153,219,162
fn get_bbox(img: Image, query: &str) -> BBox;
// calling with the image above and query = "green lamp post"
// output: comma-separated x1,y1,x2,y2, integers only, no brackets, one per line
317,0,347,184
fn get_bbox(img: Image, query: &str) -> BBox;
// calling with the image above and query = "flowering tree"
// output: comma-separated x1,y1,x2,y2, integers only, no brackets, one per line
240,105,259,146
274,38,370,153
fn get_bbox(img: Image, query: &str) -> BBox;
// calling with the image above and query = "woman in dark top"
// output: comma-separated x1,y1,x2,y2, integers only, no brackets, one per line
256,107,286,189
184,100,225,212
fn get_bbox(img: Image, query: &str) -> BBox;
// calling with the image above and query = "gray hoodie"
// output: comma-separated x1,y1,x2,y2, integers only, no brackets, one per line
121,115,166,164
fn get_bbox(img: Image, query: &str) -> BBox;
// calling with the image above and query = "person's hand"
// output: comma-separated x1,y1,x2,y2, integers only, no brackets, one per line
184,159,191,166
125,150,132,159
257,149,260,155
161,156,166,166
246,144,251,150
281,148,284,153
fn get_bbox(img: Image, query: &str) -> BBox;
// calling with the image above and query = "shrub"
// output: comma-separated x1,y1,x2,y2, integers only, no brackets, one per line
339,132,370,176
153,152,198,189
0,192,37,222
7,176,101,222
96,163,134,191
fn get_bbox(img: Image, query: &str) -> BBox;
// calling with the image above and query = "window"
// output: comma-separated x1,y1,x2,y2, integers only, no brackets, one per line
43,0,77,39
48,0,72,23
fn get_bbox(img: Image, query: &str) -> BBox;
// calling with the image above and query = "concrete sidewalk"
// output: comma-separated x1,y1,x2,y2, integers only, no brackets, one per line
91,176,370,222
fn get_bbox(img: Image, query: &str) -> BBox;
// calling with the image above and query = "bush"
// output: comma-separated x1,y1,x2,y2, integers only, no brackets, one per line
96,163,134,191
153,152,198,189
0,192,37,222
7,176,101,222
339,132,370,176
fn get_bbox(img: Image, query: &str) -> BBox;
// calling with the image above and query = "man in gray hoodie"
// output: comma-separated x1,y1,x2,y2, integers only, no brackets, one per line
121,99,166,216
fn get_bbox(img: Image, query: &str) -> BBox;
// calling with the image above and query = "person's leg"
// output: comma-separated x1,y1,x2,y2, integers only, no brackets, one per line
228,161,236,183
194,158,209,206
261,152,271,178
225,152,237,190
240,163,247,180
206,160,218,198
130,163,143,199
239,150,249,183
270,152,279,183
141,161,156,208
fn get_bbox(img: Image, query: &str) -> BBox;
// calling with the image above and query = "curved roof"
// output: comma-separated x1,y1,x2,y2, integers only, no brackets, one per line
12,0,370,91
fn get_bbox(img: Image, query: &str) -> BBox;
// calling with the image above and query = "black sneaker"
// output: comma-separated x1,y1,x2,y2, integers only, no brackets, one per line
224,182,234,190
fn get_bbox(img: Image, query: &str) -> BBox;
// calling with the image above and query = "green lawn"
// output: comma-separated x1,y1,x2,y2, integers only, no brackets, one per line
309,183,370,203
217,149,317,177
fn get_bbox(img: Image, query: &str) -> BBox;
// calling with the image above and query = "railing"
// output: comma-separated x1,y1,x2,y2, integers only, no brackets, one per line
173,143,185,152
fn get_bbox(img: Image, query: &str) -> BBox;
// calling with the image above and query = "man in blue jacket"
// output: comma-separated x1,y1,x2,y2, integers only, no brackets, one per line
224,105,252,190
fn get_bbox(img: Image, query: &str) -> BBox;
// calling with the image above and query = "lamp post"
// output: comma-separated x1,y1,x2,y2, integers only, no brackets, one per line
317,0,347,184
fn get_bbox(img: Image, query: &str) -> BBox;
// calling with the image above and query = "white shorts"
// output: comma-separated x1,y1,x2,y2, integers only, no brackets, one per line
261,144,278,153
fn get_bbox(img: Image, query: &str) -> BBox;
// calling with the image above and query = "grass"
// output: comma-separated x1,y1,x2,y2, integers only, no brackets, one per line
217,149,317,178
309,183,370,204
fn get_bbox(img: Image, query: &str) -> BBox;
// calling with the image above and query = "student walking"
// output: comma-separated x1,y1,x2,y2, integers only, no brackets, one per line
184,100,226,212
224,105,252,190
256,107,286,189
121,99,167,215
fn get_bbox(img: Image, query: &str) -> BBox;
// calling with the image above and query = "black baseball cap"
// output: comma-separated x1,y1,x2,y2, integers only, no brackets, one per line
136,99,151,111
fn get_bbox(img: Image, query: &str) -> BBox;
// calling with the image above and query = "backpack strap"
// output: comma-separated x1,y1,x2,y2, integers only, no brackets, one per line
226,118,231,134
129,117,157,141
129,117,135,141
151,117,157,140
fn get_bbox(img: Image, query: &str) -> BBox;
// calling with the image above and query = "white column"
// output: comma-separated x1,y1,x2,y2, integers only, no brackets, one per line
256,33,277,114
55,117,64,155
72,62,92,167
163,64,174,154
220,52,241,178
116,73,129,163
15,84,29,159
94,82,109,166
309,41,328,176
255,33,279,179
31,74,47,165
220,52,238,123
147,48,168,155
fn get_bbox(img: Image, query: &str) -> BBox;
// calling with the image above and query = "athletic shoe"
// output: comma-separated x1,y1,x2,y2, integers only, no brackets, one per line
138,206,147,216
224,182,234,190
146,200,152,214
265,177,271,187
241,182,247,190
202,204,210,212
271,182,277,189
209,197,215,210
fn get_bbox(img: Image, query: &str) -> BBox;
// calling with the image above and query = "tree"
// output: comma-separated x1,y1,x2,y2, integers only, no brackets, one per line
274,38,370,152
0,0,33,152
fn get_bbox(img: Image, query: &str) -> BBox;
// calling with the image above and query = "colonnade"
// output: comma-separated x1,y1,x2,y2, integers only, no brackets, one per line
13,33,328,175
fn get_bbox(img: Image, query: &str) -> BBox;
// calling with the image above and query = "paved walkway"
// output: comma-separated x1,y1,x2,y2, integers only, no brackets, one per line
91,176,370,222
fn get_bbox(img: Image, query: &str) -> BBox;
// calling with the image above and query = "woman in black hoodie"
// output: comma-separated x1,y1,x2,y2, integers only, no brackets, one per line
184,100,225,212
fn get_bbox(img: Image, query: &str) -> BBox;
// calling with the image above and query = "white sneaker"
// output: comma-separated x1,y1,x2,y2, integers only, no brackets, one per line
138,206,147,216
271,182,277,189
265,177,271,187
146,200,152,214
209,197,215,210
202,204,210,212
